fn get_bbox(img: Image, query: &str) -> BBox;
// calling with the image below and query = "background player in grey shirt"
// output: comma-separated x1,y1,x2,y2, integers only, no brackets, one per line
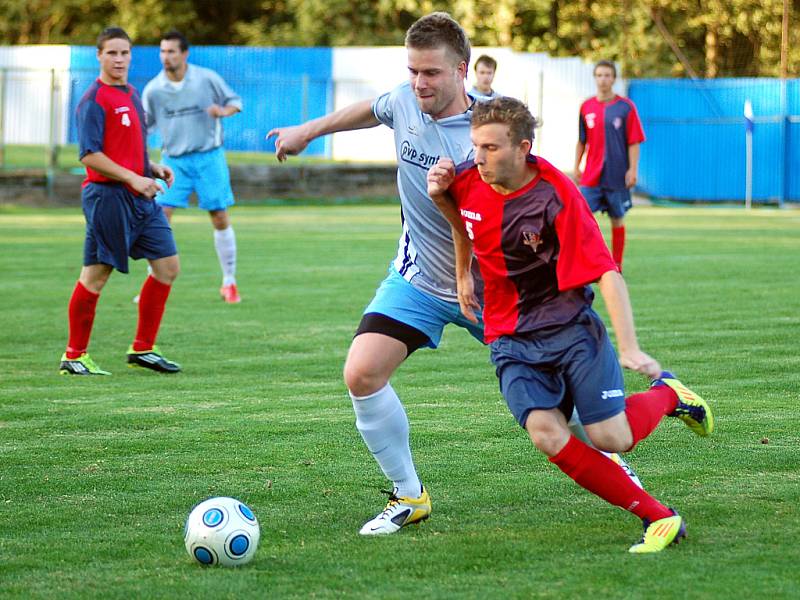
469,54,501,100
267,12,642,535
142,31,244,304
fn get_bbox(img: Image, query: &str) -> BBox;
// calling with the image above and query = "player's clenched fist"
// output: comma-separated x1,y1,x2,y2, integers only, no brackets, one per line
426,158,456,197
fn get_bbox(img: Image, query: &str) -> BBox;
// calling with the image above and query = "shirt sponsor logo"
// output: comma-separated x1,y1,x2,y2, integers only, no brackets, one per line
522,230,542,252
601,388,624,400
114,106,130,114
459,209,482,221
585,112,596,129
164,105,205,119
400,140,439,169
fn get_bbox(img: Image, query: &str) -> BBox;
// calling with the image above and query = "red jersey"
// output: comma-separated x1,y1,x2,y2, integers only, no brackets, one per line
578,95,645,189
450,156,618,343
76,79,150,191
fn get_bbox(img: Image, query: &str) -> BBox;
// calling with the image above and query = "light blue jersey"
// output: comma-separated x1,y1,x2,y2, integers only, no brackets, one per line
142,64,242,158
372,82,475,302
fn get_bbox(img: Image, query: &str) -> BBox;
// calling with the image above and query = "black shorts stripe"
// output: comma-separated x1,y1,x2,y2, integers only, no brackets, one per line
354,312,430,356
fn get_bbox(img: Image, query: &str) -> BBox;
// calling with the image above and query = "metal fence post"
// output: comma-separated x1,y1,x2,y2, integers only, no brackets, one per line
46,68,62,199
779,78,787,207
0,68,6,169
301,74,309,124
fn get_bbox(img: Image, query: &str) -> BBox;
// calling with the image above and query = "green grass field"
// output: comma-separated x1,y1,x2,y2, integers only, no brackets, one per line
0,144,333,171
1,204,799,599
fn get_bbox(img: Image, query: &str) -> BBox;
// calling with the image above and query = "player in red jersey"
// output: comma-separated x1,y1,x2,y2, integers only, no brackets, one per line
427,96,713,553
59,27,181,375
574,60,645,270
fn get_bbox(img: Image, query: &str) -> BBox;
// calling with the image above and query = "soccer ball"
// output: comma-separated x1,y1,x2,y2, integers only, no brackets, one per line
184,497,260,566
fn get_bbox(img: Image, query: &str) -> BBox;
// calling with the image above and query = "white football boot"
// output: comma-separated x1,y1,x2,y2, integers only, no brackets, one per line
359,487,431,535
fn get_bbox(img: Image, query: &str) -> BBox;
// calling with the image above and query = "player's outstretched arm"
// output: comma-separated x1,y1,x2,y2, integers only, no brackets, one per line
597,270,661,378
81,152,164,198
266,99,380,162
427,159,480,323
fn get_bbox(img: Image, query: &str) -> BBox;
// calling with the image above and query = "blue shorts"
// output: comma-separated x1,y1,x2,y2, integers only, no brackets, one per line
157,147,234,212
363,268,484,348
489,308,625,428
82,182,177,274
580,186,632,219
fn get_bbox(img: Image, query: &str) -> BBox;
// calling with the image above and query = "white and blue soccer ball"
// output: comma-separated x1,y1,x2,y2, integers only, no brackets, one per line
184,497,260,566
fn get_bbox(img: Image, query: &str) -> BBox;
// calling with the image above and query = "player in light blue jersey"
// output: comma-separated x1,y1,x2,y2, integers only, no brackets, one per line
142,31,243,304
267,12,642,536
468,54,501,101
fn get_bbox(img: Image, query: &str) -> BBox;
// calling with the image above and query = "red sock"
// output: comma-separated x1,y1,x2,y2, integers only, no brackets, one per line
133,276,171,351
624,385,679,450
611,225,626,268
550,435,672,522
66,281,100,359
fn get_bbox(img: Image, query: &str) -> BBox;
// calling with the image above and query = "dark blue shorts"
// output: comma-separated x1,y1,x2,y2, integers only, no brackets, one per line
82,182,177,274
489,308,625,428
580,186,632,219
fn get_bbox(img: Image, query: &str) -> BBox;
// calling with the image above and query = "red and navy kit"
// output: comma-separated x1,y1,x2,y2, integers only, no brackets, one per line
75,79,175,273
450,156,618,343
578,96,644,190
76,78,150,190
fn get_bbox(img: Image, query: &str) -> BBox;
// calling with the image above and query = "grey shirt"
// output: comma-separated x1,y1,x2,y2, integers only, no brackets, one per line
468,86,501,101
142,64,242,157
372,82,475,302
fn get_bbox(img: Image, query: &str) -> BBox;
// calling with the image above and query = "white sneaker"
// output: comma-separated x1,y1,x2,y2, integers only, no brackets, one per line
607,452,644,489
358,487,431,535
132,294,140,304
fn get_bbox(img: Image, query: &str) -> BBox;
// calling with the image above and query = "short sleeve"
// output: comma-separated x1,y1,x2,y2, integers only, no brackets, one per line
449,161,476,208
550,170,617,290
209,70,242,111
372,88,397,129
77,99,106,159
141,84,156,129
625,102,645,145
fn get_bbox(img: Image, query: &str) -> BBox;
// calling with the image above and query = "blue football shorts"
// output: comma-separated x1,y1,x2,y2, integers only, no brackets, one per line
362,267,485,349
82,182,177,274
157,146,234,212
580,185,632,219
490,307,626,428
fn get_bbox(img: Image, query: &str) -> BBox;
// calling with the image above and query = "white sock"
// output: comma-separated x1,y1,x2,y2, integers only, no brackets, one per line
567,408,591,444
351,383,422,498
213,226,237,286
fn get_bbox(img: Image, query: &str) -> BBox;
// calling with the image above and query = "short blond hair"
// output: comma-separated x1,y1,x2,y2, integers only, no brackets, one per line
405,12,470,66
471,96,536,145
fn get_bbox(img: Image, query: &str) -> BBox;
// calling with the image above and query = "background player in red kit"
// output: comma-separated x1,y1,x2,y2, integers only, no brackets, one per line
59,27,181,375
574,60,645,270
427,96,713,553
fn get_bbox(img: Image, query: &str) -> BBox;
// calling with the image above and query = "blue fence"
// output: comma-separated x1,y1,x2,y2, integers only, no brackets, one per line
629,78,799,203
67,46,333,156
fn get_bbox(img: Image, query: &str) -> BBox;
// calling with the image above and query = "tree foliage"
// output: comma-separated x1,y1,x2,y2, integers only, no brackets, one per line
0,0,795,77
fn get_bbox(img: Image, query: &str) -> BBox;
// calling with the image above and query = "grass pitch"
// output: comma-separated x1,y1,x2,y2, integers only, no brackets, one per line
0,204,799,599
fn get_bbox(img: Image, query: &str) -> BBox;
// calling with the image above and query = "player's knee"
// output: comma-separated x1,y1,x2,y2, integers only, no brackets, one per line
526,419,570,457
152,256,180,284
586,428,632,453
343,359,386,397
